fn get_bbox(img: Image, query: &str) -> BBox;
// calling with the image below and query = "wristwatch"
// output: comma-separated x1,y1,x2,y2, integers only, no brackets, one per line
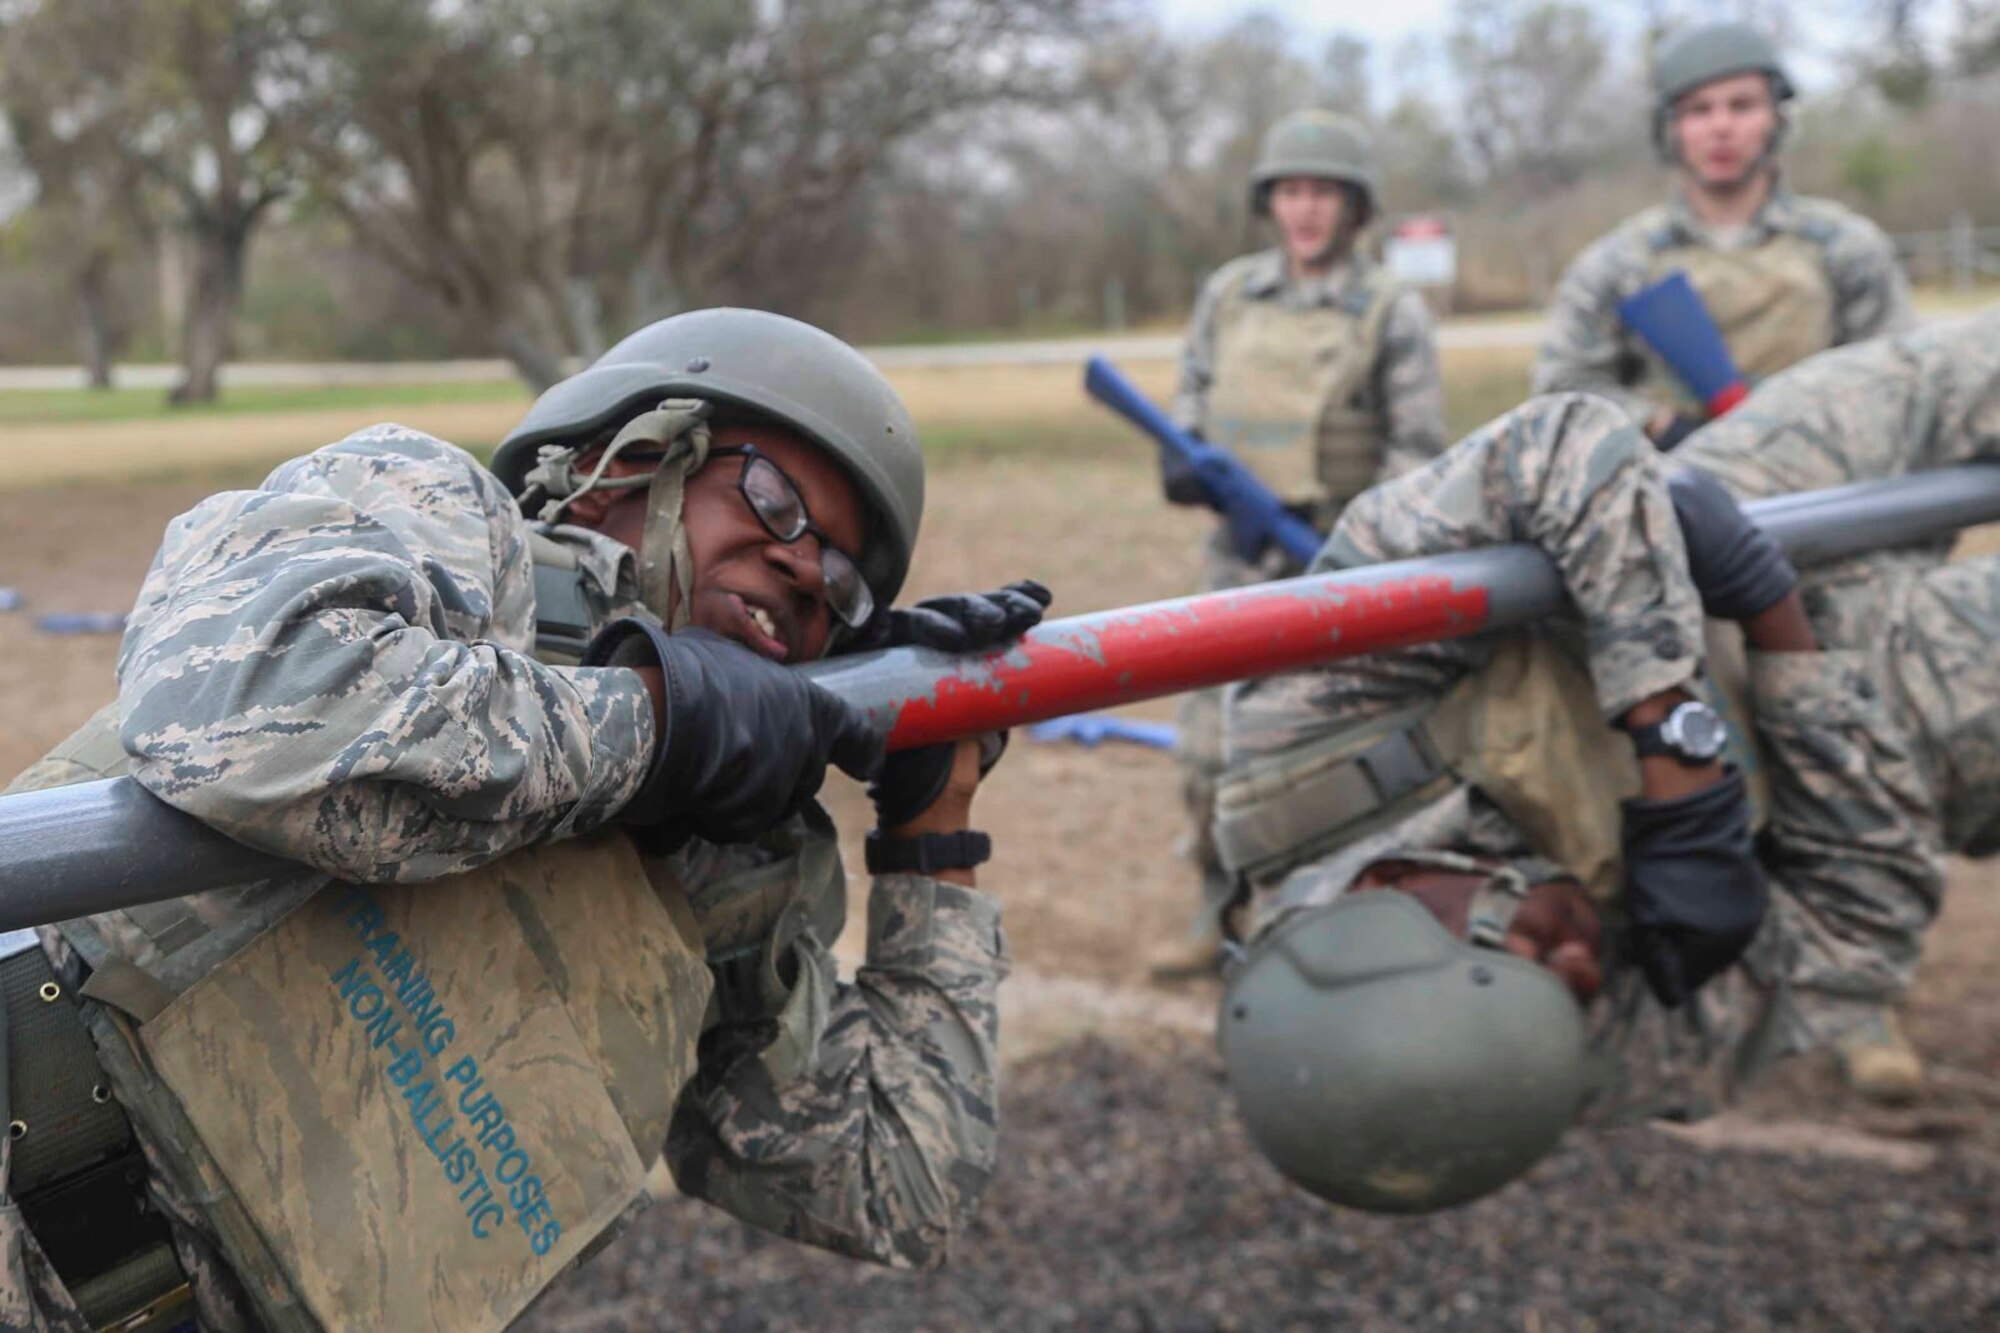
1626,700,1728,765
865,829,992,875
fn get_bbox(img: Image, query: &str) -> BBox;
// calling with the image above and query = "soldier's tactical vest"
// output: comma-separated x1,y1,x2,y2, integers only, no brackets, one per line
1214,623,1767,905
1205,262,1398,519
9,539,840,1332
1636,215,1838,413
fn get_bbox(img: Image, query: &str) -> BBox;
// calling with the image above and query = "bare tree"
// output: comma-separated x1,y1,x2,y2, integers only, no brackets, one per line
0,0,304,403
291,0,1101,391
0,45,150,387
1317,33,1374,121
1447,0,1617,192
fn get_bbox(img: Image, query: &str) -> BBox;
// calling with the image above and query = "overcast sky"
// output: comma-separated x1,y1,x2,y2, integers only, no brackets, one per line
1153,0,1455,53
1147,1,1882,97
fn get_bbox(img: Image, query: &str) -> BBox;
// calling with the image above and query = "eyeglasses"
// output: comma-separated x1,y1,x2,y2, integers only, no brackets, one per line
709,446,874,629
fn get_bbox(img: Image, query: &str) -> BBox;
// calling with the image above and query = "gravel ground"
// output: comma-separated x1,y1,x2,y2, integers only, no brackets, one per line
521,1035,2000,1333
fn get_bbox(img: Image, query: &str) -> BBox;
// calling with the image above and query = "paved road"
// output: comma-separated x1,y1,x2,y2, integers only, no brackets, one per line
0,319,1550,392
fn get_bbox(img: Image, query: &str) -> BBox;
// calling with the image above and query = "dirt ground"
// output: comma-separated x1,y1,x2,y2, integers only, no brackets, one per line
3,399,1998,1329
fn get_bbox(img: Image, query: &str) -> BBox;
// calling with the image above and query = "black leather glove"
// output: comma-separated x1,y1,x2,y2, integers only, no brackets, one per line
842,580,1052,655
1652,412,1702,452
585,620,885,848
1620,767,1770,1007
870,731,1009,829
1668,467,1798,621
1161,439,1209,507
850,580,1052,828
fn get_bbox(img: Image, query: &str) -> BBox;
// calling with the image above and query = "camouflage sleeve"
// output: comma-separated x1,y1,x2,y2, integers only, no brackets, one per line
1325,393,1704,719
1677,307,2000,499
1373,289,1449,482
115,425,655,884
666,876,1008,1270
1530,232,1657,423
1172,267,1229,434
1749,649,1941,1031
1824,212,1915,345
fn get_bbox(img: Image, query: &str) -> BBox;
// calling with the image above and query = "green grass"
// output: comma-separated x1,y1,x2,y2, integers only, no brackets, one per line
0,378,529,426
1442,348,1536,439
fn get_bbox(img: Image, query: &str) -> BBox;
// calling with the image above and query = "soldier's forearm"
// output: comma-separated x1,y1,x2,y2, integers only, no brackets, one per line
1739,591,1818,653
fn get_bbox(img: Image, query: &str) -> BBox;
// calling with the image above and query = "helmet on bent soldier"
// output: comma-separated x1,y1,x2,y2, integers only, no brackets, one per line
490,308,926,640
1218,871,1596,1214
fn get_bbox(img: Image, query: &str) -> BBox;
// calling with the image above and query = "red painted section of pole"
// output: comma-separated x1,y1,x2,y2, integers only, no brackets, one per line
875,574,1492,749
1706,382,1750,416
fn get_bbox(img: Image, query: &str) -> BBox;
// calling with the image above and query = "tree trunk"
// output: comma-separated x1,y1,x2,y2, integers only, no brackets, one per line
76,253,115,391
565,279,607,363
170,222,248,406
498,323,565,394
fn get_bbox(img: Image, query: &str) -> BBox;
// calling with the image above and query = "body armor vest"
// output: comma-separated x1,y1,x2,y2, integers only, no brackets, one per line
4,536,842,1331
1205,261,1399,519
1637,217,1838,413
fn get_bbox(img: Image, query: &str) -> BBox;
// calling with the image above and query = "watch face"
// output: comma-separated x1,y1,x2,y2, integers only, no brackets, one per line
1663,702,1728,761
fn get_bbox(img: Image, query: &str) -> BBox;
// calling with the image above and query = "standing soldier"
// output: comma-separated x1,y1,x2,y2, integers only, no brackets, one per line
1533,21,1912,449
1152,108,1447,979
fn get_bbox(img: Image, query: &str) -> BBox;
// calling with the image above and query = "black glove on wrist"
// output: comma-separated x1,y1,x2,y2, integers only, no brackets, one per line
1653,412,1702,452
585,619,885,849
1620,766,1769,1007
1161,440,1208,507
870,731,1007,830
1668,467,1798,621
848,580,1052,829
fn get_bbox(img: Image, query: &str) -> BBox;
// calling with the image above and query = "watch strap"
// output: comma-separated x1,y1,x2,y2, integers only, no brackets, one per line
865,829,993,876
1627,720,1674,760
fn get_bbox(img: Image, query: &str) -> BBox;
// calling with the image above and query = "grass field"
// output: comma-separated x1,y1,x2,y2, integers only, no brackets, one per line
0,378,531,426
0,344,1539,493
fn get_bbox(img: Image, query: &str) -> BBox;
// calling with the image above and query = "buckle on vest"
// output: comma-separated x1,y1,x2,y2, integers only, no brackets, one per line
1355,726,1443,805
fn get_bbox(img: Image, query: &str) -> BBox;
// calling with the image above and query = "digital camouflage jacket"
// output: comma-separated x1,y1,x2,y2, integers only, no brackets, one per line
3,426,1009,1331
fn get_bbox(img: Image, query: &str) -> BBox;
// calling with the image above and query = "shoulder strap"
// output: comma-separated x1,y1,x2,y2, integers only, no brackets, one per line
1212,700,1466,883
527,530,594,662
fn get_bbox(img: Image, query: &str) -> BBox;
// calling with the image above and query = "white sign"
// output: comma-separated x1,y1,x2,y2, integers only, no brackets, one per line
1385,216,1457,289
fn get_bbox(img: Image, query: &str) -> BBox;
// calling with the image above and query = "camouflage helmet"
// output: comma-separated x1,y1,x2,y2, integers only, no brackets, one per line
493,308,924,608
1219,886,1593,1214
1651,22,1794,160
1250,110,1378,225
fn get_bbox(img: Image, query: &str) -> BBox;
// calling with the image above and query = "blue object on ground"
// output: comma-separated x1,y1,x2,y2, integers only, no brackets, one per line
0,588,19,612
1027,715,1180,750
36,613,127,636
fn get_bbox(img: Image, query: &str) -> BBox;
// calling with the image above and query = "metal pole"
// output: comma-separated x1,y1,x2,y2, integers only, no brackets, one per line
6,463,2000,929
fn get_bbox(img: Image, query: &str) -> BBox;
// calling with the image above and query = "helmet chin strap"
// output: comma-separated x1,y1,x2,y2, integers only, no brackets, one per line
633,404,714,631
525,398,715,630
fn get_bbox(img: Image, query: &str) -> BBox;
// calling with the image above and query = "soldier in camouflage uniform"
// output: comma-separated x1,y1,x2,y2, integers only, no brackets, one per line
1532,21,1911,448
0,310,1049,1331
1155,108,1448,977
1216,308,2000,1213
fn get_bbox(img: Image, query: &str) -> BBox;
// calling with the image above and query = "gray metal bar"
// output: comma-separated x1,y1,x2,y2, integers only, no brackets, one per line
0,779,295,930
6,463,2000,931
